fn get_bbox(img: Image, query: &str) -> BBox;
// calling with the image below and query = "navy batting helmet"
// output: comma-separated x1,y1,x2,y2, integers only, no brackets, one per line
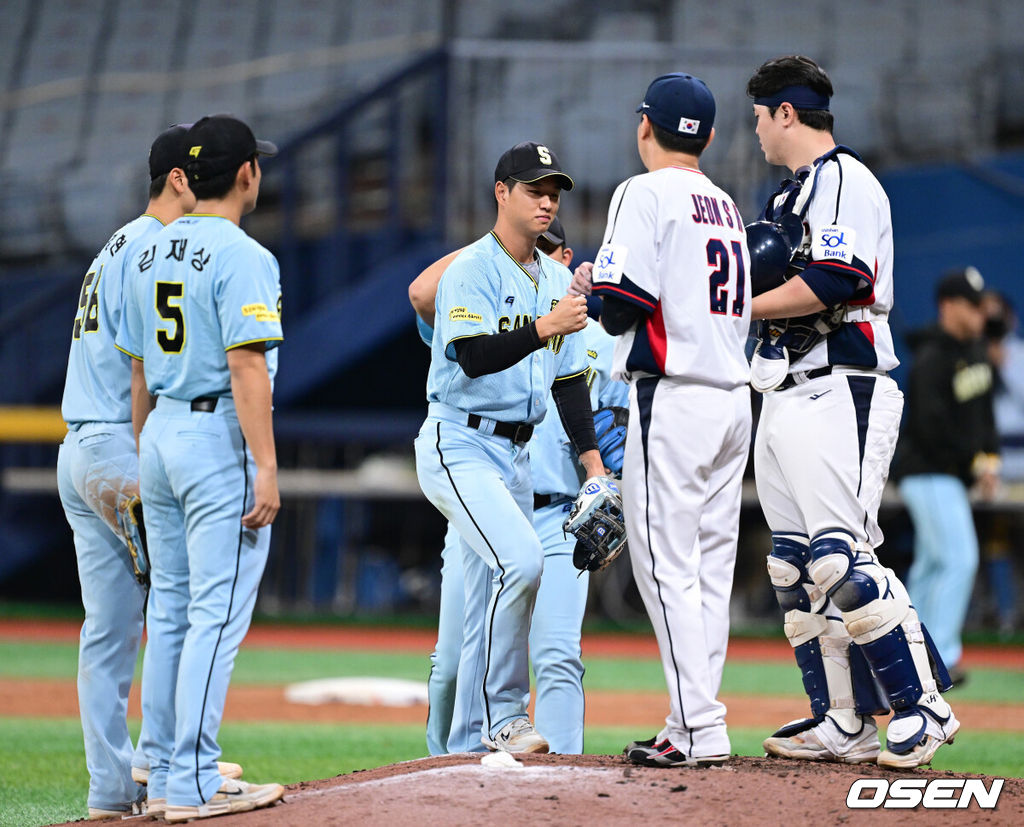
746,213,804,296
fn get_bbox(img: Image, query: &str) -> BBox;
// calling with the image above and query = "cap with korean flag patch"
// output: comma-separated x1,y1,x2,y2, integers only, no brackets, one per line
636,73,715,139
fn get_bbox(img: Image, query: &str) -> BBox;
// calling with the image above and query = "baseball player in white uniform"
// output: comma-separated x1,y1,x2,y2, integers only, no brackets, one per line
580,74,753,767
745,55,958,769
414,143,606,754
57,125,196,820
117,115,285,821
411,219,628,755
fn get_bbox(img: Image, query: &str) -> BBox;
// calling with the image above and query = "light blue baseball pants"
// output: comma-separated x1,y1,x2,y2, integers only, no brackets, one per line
899,473,979,668
415,417,542,748
57,422,148,812
426,500,588,754
138,397,270,807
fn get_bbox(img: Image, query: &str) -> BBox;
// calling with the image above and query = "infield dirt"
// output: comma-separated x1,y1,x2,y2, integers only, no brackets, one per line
7,620,1021,825
51,754,1024,825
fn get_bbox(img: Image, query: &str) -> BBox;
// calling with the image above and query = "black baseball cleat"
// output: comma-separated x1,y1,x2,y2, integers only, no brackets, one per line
623,735,657,754
625,738,729,768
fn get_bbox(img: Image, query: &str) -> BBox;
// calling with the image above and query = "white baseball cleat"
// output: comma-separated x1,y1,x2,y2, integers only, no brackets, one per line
877,708,960,769
87,792,146,819
132,761,244,785
163,778,284,823
482,718,550,754
87,806,139,820
146,797,166,819
763,715,880,764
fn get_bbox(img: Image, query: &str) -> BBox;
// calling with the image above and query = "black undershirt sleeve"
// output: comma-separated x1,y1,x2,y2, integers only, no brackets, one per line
551,373,598,457
600,294,648,335
452,324,544,378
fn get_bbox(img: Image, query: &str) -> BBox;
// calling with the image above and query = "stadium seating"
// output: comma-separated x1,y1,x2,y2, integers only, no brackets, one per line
1,0,1021,261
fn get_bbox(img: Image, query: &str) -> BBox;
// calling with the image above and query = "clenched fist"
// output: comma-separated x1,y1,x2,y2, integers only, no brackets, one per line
537,293,588,340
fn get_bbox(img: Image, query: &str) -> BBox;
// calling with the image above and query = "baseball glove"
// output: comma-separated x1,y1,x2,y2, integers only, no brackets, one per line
117,495,150,586
563,475,628,572
593,406,628,475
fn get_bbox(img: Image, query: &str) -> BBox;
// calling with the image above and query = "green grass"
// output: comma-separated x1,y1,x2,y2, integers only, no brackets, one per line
0,631,1021,826
2,639,1020,704
2,717,1022,827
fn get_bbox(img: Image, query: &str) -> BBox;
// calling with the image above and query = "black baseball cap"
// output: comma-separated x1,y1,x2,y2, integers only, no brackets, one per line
539,215,566,249
936,266,985,306
636,73,715,139
148,124,192,180
494,141,574,191
184,115,277,184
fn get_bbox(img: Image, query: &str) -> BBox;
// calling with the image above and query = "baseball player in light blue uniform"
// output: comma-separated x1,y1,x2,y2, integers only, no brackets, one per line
414,142,605,754
116,115,285,822
57,125,195,820
418,221,628,755
527,319,628,752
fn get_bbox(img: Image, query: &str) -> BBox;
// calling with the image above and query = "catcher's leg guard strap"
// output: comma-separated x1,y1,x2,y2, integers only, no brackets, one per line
781,610,869,728
769,534,864,727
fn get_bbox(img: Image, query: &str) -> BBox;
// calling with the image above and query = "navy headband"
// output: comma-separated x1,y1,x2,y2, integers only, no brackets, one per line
753,85,830,111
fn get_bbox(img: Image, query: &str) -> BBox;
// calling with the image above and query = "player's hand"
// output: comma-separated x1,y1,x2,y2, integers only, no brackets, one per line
569,262,594,296
242,467,280,529
537,294,588,339
975,470,1000,502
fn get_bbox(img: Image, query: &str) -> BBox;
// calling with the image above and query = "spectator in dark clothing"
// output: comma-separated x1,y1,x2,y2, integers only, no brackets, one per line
893,267,1000,684
978,290,1023,636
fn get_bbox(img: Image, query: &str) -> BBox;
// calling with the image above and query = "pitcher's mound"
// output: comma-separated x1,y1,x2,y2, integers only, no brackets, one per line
192,754,1023,826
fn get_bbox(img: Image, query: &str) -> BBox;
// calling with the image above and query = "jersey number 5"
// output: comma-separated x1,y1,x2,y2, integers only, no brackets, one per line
155,281,185,353
707,239,745,317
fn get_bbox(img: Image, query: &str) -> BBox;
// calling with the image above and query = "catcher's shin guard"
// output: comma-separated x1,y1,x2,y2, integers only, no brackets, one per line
767,534,886,730
808,533,955,754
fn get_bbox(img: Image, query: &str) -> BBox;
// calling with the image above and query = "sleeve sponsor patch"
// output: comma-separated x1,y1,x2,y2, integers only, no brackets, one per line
812,225,856,265
241,302,281,322
593,243,628,285
448,306,483,322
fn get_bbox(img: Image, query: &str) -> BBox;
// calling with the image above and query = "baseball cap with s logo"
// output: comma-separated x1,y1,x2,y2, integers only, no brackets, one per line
494,141,574,190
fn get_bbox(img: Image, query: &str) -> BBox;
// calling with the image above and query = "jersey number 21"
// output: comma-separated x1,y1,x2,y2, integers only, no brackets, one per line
706,239,745,317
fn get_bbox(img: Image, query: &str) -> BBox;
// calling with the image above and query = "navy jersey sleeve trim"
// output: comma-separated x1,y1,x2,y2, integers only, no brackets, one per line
800,255,874,305
592,274,657,311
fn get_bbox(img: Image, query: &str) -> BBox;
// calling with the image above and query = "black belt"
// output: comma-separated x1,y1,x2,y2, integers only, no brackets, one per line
466,413,533,444
776,366,833,391
191,396,219,412
534,493,571,510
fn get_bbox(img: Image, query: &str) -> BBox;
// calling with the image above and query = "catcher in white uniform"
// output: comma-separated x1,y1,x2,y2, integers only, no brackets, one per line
579,73,752,767
745,55,958,769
